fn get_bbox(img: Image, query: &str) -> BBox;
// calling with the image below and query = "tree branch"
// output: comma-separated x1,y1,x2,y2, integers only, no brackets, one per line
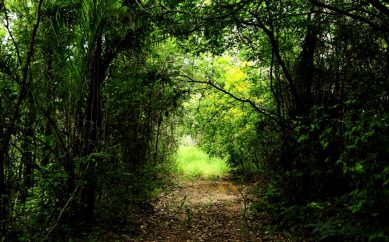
240,18,301,108
44,183,79,239
309,0,388,32
1,0,44,153
177,74,283,126
367,0,389,17
1,3,22,69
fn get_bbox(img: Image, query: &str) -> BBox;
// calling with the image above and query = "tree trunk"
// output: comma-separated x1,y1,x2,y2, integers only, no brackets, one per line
19,94,35,203
80,33,104,225
0,140,7,236
294,12,318,117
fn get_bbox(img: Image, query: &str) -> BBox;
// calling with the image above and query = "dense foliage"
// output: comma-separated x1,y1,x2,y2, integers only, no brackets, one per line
166,0,389,240
0,0,388,240
0,0,184,239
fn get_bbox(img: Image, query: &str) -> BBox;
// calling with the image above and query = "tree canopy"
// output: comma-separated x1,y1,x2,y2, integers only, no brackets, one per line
0,0,388,240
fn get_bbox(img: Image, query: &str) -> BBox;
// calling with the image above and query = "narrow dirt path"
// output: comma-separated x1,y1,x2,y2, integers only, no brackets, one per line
135,178,261,242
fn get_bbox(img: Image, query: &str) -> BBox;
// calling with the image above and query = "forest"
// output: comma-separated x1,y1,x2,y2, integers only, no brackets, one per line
0,0,388,241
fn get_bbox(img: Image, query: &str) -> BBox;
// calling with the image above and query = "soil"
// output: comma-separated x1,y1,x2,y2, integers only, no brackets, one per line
98,177,284,241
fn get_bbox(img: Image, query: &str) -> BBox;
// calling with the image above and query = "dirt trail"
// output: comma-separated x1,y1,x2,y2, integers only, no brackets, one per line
134,178,261,242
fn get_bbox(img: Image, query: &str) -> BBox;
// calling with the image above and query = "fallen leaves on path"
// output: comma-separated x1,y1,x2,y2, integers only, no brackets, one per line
97,177,294,242
133,178,261,242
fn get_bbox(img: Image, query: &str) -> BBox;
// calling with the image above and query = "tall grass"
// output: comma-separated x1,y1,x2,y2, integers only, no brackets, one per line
175,145,230,178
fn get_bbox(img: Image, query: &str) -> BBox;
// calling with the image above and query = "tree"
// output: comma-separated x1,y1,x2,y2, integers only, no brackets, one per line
0,0,43,235
0,0,388,240
0,0,186,239
159,0,389,239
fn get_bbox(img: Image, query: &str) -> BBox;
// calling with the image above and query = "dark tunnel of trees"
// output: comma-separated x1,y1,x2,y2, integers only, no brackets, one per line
0,0,388,240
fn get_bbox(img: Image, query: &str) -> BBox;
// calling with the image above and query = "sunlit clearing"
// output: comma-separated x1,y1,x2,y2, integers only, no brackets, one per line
175,145,230,179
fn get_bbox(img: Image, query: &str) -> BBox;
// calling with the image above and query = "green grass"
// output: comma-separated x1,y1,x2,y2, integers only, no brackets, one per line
174,145,230,178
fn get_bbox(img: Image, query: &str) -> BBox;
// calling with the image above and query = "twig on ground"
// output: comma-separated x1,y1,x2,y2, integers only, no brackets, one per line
238,186,262,241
